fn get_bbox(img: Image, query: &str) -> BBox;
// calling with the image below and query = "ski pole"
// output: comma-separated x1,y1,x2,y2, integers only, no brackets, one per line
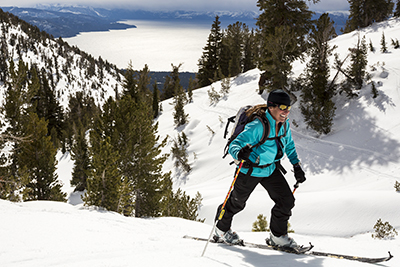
201,159,245,257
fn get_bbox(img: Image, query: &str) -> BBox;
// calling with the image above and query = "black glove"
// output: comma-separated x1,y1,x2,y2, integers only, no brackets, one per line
237,144,252,162
293,163,306,183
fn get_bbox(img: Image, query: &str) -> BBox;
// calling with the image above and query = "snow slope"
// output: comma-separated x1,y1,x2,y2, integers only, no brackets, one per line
2,18,400,267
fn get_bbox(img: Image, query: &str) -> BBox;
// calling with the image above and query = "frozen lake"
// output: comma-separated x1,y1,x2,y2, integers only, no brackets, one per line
64,20,211,72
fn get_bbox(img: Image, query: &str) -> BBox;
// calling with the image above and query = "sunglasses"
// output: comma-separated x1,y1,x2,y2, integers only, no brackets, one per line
276,104,291,111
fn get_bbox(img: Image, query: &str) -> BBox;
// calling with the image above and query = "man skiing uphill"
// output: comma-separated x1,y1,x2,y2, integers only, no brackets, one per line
214,89,306,248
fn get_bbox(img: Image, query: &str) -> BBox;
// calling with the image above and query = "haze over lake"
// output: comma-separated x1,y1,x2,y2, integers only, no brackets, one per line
65,20,211,72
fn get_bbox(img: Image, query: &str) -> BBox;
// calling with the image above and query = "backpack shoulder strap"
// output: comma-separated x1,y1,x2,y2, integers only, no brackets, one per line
252,115,270,148
278,120,288,138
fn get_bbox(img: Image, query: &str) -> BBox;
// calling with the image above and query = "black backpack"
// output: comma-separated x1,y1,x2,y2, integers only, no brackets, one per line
222,104,287,166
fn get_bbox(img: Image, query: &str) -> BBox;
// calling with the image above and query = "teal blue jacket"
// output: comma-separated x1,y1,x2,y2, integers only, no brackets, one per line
228,110,300,177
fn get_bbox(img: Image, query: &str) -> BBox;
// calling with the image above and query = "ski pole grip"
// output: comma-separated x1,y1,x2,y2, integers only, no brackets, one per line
294,182,299,188
292,182,300,194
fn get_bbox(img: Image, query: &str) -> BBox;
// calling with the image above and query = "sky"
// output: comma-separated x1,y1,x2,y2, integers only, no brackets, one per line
1,0,350,12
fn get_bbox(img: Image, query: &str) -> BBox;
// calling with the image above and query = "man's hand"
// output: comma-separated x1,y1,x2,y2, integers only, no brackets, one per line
237,144,252,162
293,163,306,183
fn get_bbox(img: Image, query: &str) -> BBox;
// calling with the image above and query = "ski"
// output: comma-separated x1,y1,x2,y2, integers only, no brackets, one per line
183,235,313,254
310,250,393,264
184,235,394,263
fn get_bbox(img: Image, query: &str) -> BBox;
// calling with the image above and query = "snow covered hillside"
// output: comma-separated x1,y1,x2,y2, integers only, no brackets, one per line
0,11,122,109
2,18,400,267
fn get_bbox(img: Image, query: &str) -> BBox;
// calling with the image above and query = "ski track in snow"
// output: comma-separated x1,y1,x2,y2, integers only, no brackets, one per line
292,129,391,162
291,130,398,181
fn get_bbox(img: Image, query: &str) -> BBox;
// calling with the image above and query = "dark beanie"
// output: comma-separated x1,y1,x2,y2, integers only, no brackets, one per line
267,89,291,106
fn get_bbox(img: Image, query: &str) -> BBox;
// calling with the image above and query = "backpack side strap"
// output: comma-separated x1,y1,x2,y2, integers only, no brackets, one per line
223,116,236,139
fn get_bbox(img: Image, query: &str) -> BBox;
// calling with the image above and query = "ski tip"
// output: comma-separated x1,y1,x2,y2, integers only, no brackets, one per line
388,251,393,260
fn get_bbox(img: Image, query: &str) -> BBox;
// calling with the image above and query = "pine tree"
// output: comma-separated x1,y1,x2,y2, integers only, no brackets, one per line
113,95,171,217
162,64,185,101
171,132,191,173
0,36,8,81
197,16,223,87
152,80,160,118
1,60,32,200
300,13,337,135
65,91,100,152
345,34,368,92
223,22,246,77
170,64,189,127
344,0,364,32
161,189,203,221
33,68,65,149
218,36,231,78
173,91,189,127
3,60,29,136
20,112,66,201
395,0,400,17
187,76,196,103
337,34,369,98
161,75,173,100
345,0,394,32
103,70,172,217
70,124,90,192
83,135,121,212
243,28,257,73
121,61,138,101
220,77,231,96
252,214,269,232
381,32,388,53
256,0,314,91
137,64,152,104
371,81,379,98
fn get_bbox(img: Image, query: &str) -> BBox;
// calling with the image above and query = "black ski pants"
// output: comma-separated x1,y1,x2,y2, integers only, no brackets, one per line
215,167,295,237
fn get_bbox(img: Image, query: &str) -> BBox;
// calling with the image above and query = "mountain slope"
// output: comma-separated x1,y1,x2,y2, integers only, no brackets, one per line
0,9,122,108
155,17,400,243
0,11,399,267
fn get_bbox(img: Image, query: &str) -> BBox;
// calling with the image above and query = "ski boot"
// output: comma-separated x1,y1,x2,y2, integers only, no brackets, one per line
214,227,242,245
267,233,298,248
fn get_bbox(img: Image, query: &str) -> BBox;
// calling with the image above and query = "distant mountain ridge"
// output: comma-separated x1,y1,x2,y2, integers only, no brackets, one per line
1,6,137,38
1,5,348,38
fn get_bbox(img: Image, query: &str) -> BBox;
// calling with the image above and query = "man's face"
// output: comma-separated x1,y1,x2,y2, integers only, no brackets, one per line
269,105,290,123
